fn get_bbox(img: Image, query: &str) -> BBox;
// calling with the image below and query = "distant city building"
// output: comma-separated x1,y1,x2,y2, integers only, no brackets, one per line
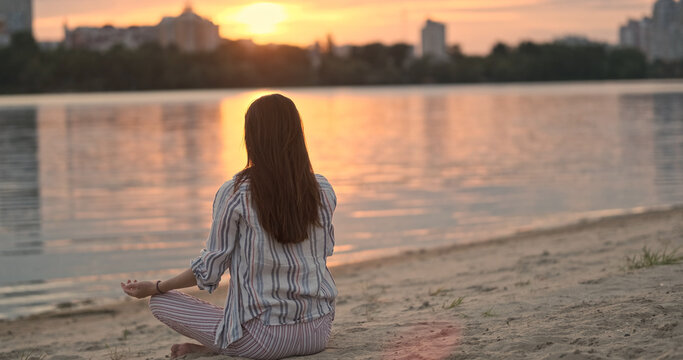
234,38,256,52
64,24,158,51
0,17,8,47
0,0,32,47
554,35,600,46
619,19,644,49
0,0,32,34
421,19,448,60
329,44,351,58
158,4,220,52
308,41,322,69
619,0,683,61
64,5,220,53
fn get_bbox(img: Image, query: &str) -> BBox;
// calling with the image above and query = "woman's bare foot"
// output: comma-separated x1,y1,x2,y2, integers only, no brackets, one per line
170,343,213,358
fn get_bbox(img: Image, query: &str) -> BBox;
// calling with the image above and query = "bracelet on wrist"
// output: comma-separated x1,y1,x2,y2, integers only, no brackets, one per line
156,280,165,294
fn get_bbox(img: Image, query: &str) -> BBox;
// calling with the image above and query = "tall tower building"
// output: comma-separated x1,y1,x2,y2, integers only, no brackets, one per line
421,19,448,61
619,0,683,61
0,0,32,35
652,0,677,60
653,0,677,25
619,20,641,48
677,1,683,57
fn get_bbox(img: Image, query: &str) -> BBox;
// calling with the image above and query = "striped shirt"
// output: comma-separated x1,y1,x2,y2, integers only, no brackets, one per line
190,173,337,349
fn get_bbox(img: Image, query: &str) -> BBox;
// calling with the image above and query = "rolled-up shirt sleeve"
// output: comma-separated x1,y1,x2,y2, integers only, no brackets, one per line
191,180,242,293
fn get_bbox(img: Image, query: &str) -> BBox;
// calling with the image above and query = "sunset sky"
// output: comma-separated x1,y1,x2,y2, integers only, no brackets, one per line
34,0,655,54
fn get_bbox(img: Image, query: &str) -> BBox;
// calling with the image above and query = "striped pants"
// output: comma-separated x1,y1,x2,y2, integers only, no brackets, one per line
149,290,334,360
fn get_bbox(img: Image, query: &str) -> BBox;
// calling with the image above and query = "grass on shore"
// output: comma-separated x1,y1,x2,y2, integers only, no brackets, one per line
626,246,682,270
16,351,46,360
442,296,465,309
482,307,497,317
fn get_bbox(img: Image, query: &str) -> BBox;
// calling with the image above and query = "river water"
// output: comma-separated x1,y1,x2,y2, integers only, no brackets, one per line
1,81,683,319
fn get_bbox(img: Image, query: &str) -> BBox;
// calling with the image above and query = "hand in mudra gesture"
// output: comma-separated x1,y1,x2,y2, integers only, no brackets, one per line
120,279,157,299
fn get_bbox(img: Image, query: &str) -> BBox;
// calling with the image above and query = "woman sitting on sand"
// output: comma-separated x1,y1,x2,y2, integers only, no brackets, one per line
120,94,337,359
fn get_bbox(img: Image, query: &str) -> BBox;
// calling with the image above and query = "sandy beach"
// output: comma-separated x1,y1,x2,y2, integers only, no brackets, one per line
1,207,682,360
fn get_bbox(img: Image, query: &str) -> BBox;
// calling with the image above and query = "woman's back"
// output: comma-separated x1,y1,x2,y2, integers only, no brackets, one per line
123,94,336,359
191,173,337,348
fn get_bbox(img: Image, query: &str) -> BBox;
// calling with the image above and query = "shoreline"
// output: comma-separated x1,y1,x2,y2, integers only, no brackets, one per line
1,79,682,107
330,203,683,275
2,204,682,322
1,206,682,359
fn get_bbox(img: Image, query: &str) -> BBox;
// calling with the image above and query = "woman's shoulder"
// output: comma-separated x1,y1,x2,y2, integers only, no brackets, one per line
222,172,251,191
315,174,332,187
209,177,246,217
216,176,248,202
315,174,335,195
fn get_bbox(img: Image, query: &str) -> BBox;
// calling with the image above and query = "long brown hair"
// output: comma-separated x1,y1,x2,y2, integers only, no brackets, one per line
235,94,321,244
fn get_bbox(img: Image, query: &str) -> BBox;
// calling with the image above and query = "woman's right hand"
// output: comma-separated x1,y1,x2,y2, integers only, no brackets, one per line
120,279,158,299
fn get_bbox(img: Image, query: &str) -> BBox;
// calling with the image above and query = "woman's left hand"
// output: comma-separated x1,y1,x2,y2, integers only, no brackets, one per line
120,279,157,299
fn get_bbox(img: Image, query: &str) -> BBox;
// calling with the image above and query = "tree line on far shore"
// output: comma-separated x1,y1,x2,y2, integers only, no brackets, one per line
1,33,682,94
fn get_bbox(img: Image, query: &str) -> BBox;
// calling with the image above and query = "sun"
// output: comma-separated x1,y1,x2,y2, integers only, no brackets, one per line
235,2,288,35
